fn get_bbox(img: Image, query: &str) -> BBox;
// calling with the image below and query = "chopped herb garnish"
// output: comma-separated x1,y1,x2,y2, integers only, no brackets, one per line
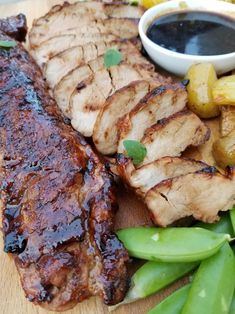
104,48,122,68
0,40,16,48
123,140,147,166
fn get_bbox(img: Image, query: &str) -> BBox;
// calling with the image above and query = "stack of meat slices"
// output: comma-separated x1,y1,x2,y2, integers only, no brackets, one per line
29,1,235,227
29,1,168,136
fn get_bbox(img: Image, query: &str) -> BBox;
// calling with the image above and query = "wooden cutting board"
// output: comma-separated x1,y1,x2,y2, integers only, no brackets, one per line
0,1,221,314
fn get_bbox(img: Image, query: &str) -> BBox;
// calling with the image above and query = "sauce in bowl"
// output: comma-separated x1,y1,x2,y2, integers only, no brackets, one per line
146,11,235,56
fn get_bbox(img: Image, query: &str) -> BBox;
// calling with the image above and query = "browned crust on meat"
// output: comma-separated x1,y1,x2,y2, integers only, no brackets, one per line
142,109,211,144
29,1,144,48
0,27,129,311
117,83,185,130
145,167,235,226
0,14,27,42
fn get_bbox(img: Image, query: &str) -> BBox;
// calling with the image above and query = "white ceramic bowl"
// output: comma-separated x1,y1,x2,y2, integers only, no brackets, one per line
139,0,235,77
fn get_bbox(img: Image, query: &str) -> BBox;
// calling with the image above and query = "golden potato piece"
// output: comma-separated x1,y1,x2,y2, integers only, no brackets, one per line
221,106,235,137
213,130,235,168
185,63,220,118
212,75,235,105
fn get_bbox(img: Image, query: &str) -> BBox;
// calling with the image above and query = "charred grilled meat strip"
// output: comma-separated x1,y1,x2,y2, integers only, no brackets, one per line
0,14,27,42
0,16,129,311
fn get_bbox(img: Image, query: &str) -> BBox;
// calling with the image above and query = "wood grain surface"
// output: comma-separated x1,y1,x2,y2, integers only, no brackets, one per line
0,1,221,314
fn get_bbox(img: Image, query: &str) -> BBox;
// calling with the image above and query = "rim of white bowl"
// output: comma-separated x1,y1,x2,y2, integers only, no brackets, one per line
139,0,235,60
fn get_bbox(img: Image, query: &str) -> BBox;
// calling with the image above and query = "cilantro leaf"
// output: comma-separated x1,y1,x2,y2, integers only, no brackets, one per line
0,40,16,48
104,49,122,68
123,140,147,166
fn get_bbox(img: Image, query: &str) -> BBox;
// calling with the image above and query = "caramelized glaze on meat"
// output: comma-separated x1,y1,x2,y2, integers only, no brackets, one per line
0,17,129,311
0,14,27,42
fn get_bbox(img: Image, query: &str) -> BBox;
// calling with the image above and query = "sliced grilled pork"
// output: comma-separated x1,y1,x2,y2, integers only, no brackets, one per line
145,167,235,226
54,65,93,118
70,62,156,137
31,18,140,68
29,1,144,47
117,156,209,195
93,80,159,155
140,110,210,166
0,18,129,310
44,42,106,89
117,84,187,153
54,42,155,118
31,33,118,68
45,40,142,89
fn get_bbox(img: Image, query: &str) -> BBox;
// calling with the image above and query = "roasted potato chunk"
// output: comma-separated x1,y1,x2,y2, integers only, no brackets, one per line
185,63,219,118
212,75,235,105
213,130,235,168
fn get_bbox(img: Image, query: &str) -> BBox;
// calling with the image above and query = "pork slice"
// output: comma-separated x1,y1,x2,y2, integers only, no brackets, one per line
129,157,209,195
45,39,143,89
29,1,143,47
103,2,144,19
44,42,104,89
31,33,118,68
117,84,187,153
70,63,150,137
145,168,235,226
93,80,160,155
54,43,155,121
140,110,210,166
54,65,94,117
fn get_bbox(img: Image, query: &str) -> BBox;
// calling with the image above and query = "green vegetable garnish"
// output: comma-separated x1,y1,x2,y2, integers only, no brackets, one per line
117,227,230,262
123,140,147,166
104,48,122,68
182,243,235,314
0,40,16,48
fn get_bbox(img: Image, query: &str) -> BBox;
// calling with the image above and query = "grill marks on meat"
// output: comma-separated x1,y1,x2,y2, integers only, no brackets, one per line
29,1,170,141
117,84,187,153
28,2,235,228
140,110,210,166
0,29,128,310
29,1,144,47
116,156,209,196
93,80,160,155
29,2,143,67
53,40,155,120
31,33,118,68
114,84,234,226
69,59,156,137
146,168,235,227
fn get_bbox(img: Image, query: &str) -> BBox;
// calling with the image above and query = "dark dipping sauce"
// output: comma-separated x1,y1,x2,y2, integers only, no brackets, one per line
146,11,235,56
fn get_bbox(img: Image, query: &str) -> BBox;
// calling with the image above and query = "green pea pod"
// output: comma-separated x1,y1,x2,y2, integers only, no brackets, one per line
147,283,191,314
182,243,235,314
229,205,235,235
117,227,230,262
196,214,234,236
109,261,197,311
229,294,235,314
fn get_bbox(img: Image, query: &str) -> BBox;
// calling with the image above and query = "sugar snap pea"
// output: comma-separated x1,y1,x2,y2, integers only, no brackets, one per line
196,214,234,236
117,227,230,262
114,260,197,308
229,293,235,314
182,243,235,314
147,283,191,314
229,206,235,235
